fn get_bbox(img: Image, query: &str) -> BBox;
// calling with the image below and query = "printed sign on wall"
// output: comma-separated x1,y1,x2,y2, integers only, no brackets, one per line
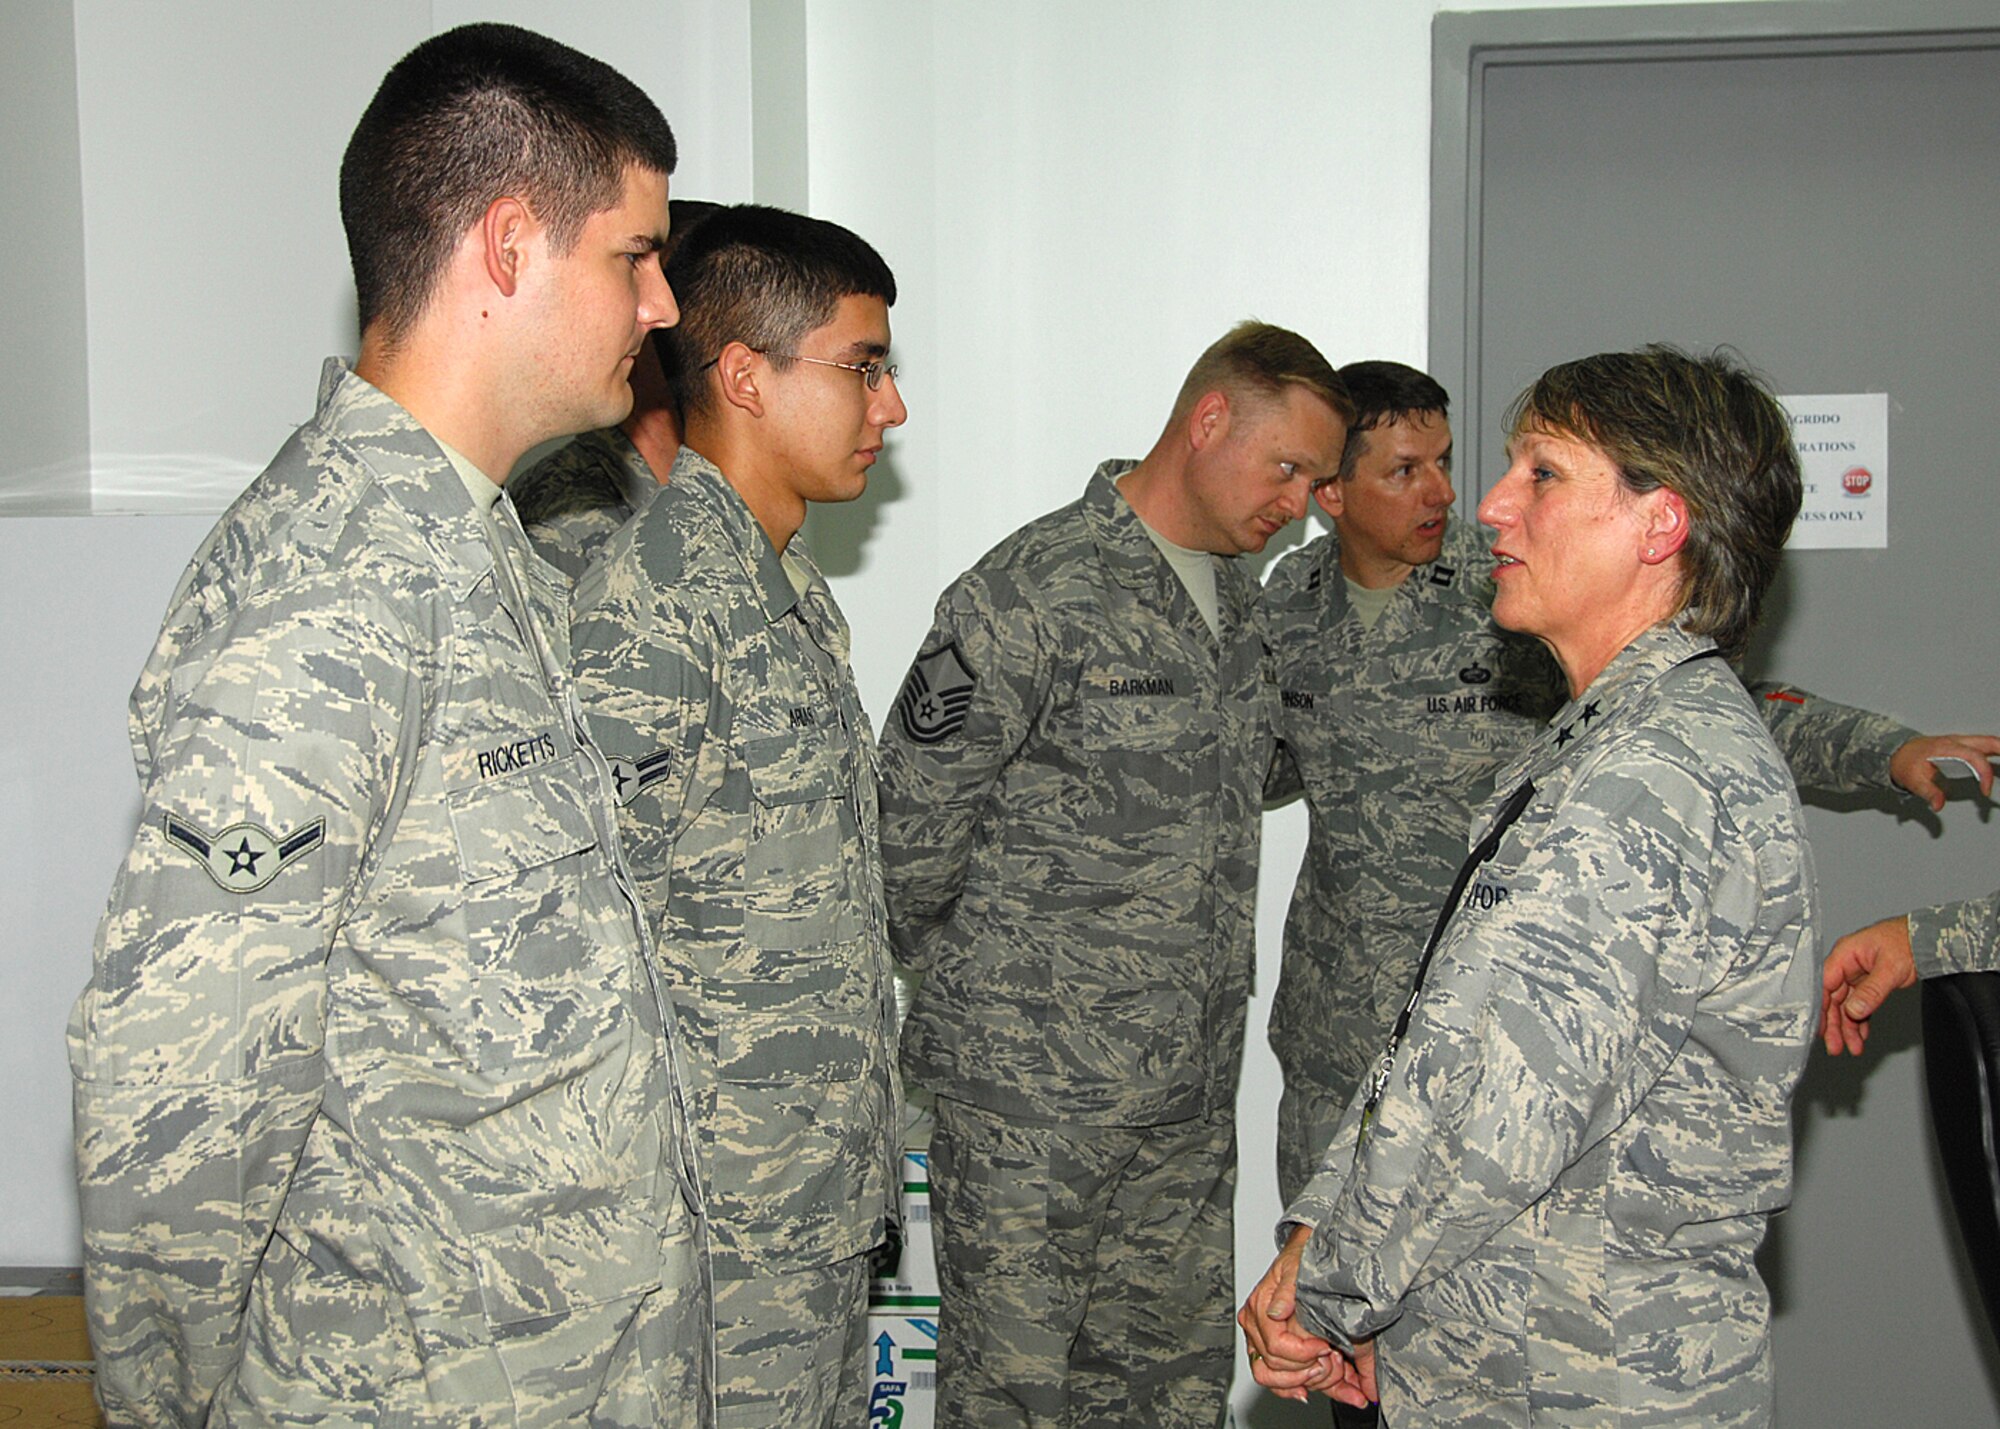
1781,394,1887,549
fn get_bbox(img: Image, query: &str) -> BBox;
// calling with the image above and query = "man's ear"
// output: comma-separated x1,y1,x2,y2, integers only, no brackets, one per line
715,341,765,418
1312,478,1344,521
1640,488,1689,564
1186,390,1230,453
479,196,533,298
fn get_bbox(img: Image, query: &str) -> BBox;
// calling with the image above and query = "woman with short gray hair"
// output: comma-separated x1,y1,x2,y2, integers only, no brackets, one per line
1243,345,1816,1426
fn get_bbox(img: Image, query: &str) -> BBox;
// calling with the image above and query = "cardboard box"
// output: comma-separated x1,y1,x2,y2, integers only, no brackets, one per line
870,1149,941,1309
864,1311,937,1429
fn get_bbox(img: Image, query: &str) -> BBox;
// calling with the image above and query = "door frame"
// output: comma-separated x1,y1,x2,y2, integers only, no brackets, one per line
1428,0,2000,499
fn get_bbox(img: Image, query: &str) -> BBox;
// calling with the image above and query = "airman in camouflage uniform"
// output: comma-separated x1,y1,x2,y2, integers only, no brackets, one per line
881,323,1351,1428
1265,509,1559,1203
1819,886,2000,1048
1281,624,1818,1426
572,206,908,1429
68,27,709,1427
1265,361,1982,1208
1817,764,2000,1052
1247,345,1833,1424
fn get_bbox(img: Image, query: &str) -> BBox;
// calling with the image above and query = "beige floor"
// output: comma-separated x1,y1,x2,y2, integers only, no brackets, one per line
0,1295,101,1427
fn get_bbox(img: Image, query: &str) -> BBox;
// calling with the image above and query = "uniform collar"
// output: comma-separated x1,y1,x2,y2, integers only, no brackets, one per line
312,358,495,599
1082,459,1253,625
1534,621,1719,760
1082,460,1158,593
585,425,663,517
1567,620,1716,713
1314,514,1475,633
435,435,503,514
665,446,806,626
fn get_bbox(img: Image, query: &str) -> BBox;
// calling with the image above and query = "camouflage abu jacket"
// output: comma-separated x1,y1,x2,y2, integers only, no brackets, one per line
1263,517,1562,1108
69,363,707,1428
880,462,1275,1126
1912,887,2000,976
571,447,900,1280
1286,622,1818,1427
511,424,660,582
1264,515,1915,1113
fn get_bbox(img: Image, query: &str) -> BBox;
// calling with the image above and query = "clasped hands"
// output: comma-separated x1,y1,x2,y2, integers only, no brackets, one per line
1237,1224,1377,1409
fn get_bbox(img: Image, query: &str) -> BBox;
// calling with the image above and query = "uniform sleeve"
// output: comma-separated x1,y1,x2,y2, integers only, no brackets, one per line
66,582,421,1426
1289,738,1732,1345
1748,679,1915,796
876,570,1053,971
1910,888,2000,978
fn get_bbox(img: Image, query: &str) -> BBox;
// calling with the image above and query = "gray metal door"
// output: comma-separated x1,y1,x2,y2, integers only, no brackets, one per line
1436,6,2000,1425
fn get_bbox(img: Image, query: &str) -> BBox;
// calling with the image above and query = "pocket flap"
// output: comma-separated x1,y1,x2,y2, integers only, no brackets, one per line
1075,694,1202,751
743,727,846,806
472,1203,663,1329
447,760,598,884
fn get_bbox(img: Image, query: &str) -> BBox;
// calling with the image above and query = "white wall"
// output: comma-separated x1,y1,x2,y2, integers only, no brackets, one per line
3,0,91,515
70,0,753,515
12,2,1990,1425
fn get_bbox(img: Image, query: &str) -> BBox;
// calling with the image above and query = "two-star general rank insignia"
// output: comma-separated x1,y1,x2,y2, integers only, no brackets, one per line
896,642,977,745
164,813,325,893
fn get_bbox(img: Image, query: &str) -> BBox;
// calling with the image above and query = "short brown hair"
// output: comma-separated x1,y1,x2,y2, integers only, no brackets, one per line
1505,345,1801,660
662,204,897,423
1333,360,1451,480
341,23,678,341
1171,321,1353,429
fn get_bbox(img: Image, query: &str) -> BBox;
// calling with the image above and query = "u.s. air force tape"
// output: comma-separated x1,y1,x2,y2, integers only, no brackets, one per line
164,813,326,893
895,642,977,745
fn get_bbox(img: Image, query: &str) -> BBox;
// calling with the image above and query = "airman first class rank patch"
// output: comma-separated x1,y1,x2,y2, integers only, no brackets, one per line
896,642,976,745
606,748,674,806
164,813,325,893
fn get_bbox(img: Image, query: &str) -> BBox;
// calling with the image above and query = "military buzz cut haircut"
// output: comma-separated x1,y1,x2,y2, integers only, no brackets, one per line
1506,344,1802,662
340,22,678,341
1333,360,1452,480
1169,321,1353,433
663,203,898,423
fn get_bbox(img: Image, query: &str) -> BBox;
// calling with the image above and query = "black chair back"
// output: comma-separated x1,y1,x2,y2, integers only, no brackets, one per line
1921,971,2000,1347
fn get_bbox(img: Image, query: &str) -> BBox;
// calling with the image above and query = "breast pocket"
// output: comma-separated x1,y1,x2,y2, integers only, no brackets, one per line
1075,692,1201,753
1385,660,1535,775
741,727,860,951
1058,695,1204,867
717,728,875,1086
442,758,617,1072
446,758,598,884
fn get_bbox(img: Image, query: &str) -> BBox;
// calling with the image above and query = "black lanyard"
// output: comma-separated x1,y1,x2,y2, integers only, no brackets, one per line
1348,644,1725,1161
1354,777,1538,1157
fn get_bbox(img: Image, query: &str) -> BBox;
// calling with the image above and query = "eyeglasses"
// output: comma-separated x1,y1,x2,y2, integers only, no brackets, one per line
752,349,900,391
